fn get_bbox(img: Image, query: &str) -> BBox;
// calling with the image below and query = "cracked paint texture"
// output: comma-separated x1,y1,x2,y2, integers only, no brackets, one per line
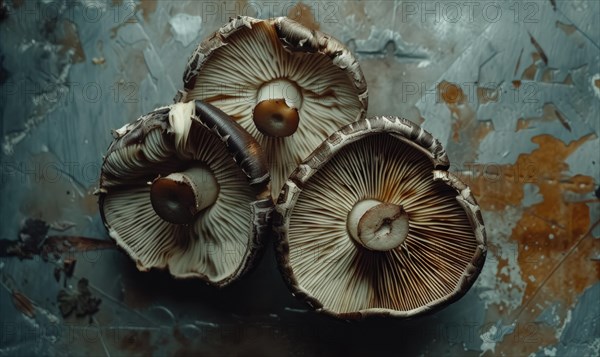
0,1,598,356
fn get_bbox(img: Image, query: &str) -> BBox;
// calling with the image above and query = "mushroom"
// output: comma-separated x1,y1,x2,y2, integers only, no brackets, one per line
273,116,486,319
178,16,368,198
97,101,273,287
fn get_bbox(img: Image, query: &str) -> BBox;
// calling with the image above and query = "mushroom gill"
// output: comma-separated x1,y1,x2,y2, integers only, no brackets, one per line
99,101,272,286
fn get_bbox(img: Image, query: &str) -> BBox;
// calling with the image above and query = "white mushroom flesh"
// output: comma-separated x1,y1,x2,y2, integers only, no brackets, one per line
150,165,219,224
347,199,409,251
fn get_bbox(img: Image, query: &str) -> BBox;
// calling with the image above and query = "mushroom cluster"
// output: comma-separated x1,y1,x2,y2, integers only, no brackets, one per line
97,15,486,317
273,117,486,318
98,101,272,287
177,16,368,198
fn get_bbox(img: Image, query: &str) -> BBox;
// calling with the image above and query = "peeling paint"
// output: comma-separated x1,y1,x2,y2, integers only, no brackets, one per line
169,13,202,47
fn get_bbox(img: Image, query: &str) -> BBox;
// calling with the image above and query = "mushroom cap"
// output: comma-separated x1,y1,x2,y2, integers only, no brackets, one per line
98,101,273,287
273,116,486,319
178,16,368,198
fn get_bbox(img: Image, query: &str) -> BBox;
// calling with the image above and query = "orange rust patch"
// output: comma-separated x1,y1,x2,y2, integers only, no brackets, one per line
458,163,527,211
472,133,600,356
595,79,600,89
556,21,576,35
521,52,542,80
512,80,521,88
438,81,465,105
437,81,493,144
58,21,85,63
139,0,157,22
288,2,320,30
522,63,537,80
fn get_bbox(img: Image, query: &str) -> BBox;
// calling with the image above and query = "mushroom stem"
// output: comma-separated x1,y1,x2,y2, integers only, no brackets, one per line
256,79,302,108
150,165,219,224
253,79,302,137
347,199,409,251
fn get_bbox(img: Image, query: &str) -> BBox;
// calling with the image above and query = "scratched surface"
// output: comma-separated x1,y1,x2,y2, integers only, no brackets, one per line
0,0,599,356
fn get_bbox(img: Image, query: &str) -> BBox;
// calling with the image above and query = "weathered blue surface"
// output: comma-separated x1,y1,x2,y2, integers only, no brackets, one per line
1,1,598,355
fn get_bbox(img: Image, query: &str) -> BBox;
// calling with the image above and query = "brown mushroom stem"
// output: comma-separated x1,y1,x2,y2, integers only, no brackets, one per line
150,165,219,224
253,79,302,137
346,199,409,251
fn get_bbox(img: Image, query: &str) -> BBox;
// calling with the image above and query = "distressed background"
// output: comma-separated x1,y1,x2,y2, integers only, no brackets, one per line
1,0,599,356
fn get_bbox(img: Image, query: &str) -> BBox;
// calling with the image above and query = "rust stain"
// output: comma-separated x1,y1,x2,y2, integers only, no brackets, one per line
518,103,572,132
58,20,85,63
496,134,599,355
138,0,157,22
110,20,135,39
12,290,35,318
438,81,465,105
521,52,542,80
512,80,521,89
522,63,537,80
466,135,596,211
44,236,115,254
516,118,529,131
288,2,320,31
437,81,493,144
563,73,574,85
541,68,554,83
461,161,525,210
556,21,576,35
594,79,600,89
469,133,600,355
